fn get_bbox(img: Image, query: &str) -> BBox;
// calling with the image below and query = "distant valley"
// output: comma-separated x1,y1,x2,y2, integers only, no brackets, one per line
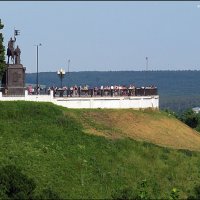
26,70,200,113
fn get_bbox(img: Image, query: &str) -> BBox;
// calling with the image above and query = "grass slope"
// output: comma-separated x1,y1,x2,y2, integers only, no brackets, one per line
74,109,200,151
0,101,200,199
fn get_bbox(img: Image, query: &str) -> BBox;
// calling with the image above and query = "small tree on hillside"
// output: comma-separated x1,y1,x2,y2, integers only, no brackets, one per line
0,19,6,82
180,109,198,129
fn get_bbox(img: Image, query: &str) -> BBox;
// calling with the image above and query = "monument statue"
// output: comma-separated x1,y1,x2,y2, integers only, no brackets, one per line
14,45,21,64
3,28,26,96
7,37,16,64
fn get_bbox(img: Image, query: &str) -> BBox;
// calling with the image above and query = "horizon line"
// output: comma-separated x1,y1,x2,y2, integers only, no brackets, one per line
26,69,200,74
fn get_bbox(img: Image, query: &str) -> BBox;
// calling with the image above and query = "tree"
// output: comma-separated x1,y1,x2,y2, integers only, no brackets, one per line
0,19,6,81
180,109,198,129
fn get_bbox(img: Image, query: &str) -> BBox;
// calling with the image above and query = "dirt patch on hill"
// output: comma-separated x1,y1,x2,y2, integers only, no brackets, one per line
77,109,200,151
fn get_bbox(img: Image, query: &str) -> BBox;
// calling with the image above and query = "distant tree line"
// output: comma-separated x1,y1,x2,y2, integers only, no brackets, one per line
160,95,200,114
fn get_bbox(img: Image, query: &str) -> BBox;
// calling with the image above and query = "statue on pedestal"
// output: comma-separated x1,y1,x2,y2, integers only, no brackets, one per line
6,29,20,64
4,28,25,96
14,45,21,64
7,37,15,64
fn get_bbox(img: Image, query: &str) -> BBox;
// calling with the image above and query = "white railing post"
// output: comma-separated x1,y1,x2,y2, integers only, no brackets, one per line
25,90,28,96
24,90,28,101
50,90,54,101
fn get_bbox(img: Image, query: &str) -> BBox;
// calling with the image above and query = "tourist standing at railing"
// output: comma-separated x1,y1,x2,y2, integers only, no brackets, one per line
37,85,41,94
92,87,96,96
73,85,77,96
104,86,107,96
88,86,93,97
67,86,70,97
114,85,118,96
52,87,56,97
100,85,103,97
28,85,32,95
78,85,81,97
62,86,67,96
70,86,73,97
47,87,51,95
5,87,8,96
111,85,114,97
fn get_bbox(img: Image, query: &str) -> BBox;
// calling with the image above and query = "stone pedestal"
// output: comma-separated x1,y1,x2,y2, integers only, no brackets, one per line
5,64,26,95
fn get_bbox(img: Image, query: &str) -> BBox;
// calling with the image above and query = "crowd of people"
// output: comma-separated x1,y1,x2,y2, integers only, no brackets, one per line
27,84,157,97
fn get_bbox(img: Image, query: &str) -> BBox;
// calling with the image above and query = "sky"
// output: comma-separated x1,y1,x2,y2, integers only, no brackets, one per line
1,1,200,73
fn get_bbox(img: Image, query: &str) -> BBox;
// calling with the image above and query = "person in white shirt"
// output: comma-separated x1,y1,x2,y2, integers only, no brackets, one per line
110,85,114,97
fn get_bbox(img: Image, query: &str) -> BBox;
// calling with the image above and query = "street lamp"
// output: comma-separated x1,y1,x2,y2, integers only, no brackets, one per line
145,56,148,86
68,59,70,76
57,68,66,88
35,43,42,94
146,57,148,71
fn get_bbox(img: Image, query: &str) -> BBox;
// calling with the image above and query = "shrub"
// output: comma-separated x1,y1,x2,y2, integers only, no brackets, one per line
169,188,179,200
0,165,36,199
180,109,199,128
35,187,61,199
0,165,61,199
187,185,200,200
111,187,139,200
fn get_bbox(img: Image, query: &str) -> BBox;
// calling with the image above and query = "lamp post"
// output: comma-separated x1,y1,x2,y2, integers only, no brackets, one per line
146,57,148,71
35,43,42,95
57,68,66,88
68,59,70,76
57,68,66,97
145,56,148,86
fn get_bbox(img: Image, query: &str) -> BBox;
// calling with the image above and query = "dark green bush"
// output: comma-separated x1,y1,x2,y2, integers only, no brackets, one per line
111,187,139,200
0,165,36,199
180,109,199,128
187,185,200,200
34,187,61,199
0,165,60,200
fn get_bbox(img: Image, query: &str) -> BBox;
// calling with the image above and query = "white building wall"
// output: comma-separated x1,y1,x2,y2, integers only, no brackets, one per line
51,96,159,109
0,90,159,109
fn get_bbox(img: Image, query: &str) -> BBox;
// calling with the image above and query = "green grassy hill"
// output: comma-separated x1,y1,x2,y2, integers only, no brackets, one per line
0,101,200,199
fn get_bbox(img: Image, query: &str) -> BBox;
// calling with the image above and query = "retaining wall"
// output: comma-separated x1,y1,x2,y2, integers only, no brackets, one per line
0,90,159,109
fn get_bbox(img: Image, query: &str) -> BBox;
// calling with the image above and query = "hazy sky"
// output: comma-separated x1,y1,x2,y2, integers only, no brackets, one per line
1,1,200,73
